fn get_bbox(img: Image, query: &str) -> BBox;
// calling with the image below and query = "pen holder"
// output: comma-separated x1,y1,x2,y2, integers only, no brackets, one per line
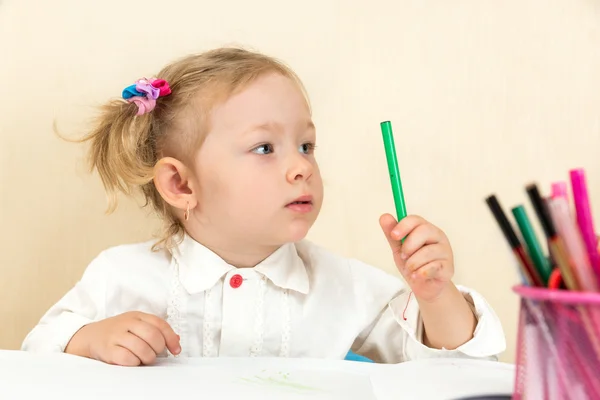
512,285,600,399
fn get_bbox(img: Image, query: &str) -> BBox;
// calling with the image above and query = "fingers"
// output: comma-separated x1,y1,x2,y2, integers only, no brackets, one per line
137,313,181,355
388,215,428,241
117,332,157,365
379,213,402,256
409,261,444,280
400,223,445,260
419,262,443,279
404,244,448,277
128,320,166,355
380,214,445,261
109,346,141,366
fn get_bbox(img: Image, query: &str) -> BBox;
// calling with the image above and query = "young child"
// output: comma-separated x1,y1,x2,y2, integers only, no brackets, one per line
22,48,505,366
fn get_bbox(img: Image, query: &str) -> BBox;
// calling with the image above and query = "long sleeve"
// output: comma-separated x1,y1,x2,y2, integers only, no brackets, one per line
349,260,506,364
21,252,109,353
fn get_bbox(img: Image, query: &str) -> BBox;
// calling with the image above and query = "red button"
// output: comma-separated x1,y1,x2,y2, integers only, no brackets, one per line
230,274,243,288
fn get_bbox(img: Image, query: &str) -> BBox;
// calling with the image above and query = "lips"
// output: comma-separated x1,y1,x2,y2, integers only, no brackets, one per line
285,195,314,213
287,195,313,206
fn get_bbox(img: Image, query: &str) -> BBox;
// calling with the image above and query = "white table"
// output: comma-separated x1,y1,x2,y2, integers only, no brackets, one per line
0,350,514,400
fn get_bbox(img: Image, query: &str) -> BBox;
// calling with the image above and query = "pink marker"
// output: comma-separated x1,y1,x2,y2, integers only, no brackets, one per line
551,181,568,200
569,168,600,285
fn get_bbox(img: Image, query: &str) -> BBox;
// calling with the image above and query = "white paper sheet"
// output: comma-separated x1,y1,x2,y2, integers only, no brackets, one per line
0,350,514,400
0,351,376,400
370,358,515,400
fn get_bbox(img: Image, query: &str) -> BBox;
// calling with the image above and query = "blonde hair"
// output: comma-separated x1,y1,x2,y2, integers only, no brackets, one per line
79,48,306,250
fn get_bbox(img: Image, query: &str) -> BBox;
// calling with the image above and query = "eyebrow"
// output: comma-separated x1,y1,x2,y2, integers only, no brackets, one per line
245,120,315,136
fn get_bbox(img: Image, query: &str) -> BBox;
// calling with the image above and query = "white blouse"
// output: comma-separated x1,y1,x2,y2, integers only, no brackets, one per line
22,235,506,363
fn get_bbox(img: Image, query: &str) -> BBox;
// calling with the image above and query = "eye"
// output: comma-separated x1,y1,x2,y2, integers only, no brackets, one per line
252,143,274,155
299,142,316,155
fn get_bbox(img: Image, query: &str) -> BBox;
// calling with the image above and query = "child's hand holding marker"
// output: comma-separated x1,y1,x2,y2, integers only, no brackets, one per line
379,214,455,302
379,122,476,350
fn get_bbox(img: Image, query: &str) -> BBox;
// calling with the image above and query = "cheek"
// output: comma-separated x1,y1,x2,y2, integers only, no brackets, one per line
223,170,273,205
312,165,324,193
195,162,234,207
197,175,228,208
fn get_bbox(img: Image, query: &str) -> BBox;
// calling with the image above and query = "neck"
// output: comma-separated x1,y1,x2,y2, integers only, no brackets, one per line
184,225,281,268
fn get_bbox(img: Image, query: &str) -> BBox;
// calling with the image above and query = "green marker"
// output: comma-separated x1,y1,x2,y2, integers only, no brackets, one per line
512,205,553,285
381,121,407,222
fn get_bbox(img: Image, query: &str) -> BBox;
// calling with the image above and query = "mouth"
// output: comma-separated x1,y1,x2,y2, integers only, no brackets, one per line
286,195,313,206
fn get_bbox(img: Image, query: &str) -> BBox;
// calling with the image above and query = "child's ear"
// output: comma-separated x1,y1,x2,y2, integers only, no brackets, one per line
153,157,198,214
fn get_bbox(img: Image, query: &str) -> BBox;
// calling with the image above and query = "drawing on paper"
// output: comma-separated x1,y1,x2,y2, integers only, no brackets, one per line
236,370,324,394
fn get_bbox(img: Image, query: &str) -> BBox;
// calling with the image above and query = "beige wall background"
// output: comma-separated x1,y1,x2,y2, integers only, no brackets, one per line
2,0,600,363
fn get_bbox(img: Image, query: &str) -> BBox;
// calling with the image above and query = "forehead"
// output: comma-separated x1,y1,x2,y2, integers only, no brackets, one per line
208,72,312,136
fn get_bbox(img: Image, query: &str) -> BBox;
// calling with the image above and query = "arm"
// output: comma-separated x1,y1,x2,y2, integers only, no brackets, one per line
352,286,505,363
23,250,180,366
348,258,505,364
417,283,476,349
380,213,480,350
357,213,506,362
21,252,108,353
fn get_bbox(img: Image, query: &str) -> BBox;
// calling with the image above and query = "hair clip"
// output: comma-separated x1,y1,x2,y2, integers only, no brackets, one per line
122,78,172,116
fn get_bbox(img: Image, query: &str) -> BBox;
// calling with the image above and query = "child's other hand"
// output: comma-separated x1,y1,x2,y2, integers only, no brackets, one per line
380,214,454,302
65,311,181,366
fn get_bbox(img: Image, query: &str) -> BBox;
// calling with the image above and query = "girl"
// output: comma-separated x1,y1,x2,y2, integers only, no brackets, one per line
22,48,505,366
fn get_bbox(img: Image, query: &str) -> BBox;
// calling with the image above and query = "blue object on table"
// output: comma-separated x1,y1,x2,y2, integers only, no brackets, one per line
344,351,373,363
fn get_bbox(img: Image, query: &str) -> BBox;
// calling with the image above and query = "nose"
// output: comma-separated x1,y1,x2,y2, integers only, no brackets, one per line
286,153,314,183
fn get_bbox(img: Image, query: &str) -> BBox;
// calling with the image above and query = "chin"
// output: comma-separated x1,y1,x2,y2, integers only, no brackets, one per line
284,220,313,243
